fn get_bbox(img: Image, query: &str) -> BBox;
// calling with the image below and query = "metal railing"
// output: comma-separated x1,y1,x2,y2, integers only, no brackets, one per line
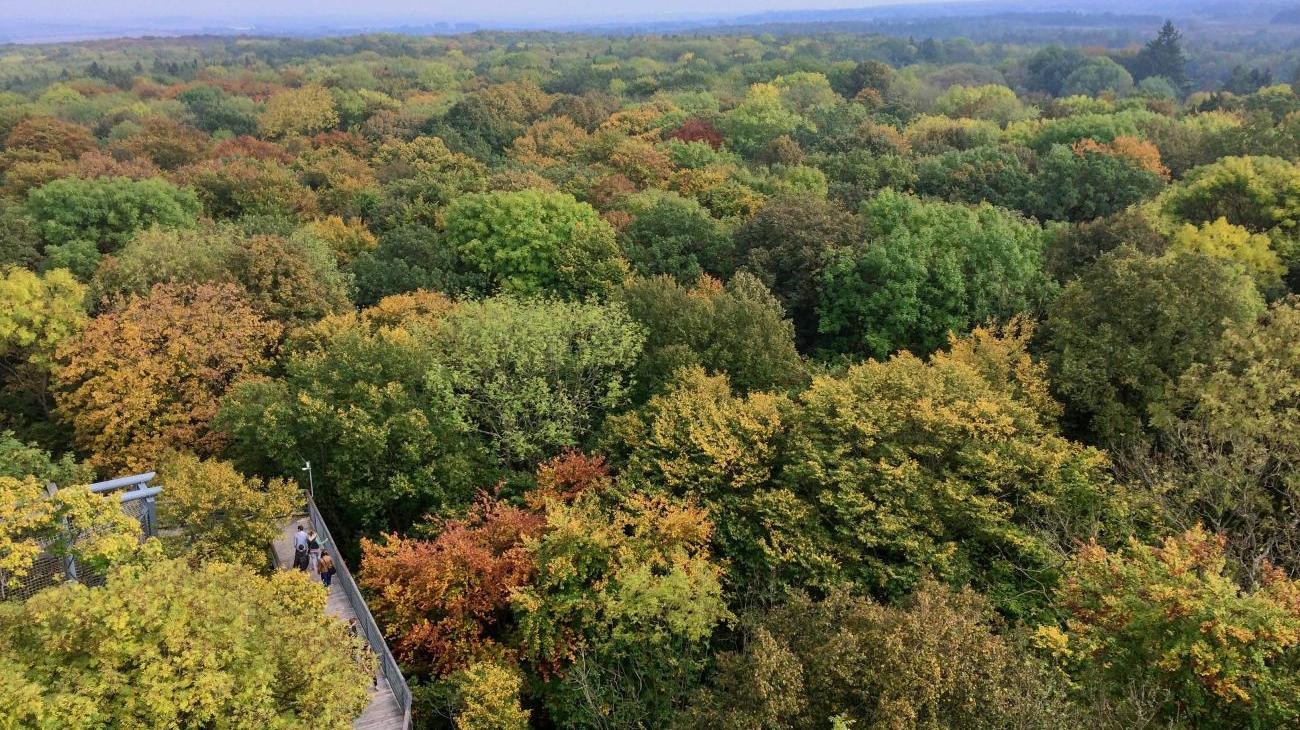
1,472,161,601
305,493,413,730
90,471,161,540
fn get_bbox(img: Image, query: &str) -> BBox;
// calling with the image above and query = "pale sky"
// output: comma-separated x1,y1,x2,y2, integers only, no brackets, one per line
1,0,973,25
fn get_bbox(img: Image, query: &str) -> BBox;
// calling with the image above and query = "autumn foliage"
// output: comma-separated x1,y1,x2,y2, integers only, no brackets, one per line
361,499,546,676
54,283,280,472
666,119,724,149
4,21,1300,730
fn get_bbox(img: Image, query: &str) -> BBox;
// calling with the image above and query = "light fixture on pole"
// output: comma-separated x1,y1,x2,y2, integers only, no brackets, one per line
301,460,314,499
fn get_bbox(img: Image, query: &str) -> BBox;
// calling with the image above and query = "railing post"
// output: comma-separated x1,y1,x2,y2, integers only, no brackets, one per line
143,494,158,538
46,481,79,583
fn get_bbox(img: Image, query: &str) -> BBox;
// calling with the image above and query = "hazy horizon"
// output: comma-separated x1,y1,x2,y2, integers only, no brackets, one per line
2,0,979,24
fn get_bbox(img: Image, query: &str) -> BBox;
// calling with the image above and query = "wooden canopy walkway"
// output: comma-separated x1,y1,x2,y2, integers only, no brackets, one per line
273,506,410,730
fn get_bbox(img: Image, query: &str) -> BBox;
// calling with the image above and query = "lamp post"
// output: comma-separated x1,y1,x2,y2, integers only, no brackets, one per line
301,460,314,500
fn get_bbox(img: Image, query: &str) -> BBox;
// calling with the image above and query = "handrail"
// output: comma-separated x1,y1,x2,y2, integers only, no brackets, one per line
89,472,155,493
305,494,413,730
117,486,161,502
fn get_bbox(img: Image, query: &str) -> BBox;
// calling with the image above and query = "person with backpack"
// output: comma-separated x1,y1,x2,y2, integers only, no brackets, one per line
307,529,321,575
293,541,309,572
318,552,337,590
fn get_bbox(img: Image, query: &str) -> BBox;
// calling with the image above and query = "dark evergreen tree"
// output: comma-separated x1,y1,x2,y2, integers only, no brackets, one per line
1133,21,1188,91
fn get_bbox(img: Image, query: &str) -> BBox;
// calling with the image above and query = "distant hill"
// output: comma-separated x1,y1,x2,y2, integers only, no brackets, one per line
1273,6,1300,23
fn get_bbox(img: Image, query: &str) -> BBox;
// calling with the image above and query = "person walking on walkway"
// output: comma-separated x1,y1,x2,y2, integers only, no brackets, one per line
307,529,321,576
293,542,309,571
318,552,336,590
292,524,309,571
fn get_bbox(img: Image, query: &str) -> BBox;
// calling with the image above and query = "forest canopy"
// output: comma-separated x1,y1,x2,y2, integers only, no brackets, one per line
3,17,1300,730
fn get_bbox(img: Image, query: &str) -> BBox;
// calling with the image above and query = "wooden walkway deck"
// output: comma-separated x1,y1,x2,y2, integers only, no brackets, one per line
273,519,406,730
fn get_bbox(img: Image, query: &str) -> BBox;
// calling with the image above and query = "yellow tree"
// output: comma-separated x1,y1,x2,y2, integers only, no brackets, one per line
0,558,373,728
293,215,378,266
1170,217,1285,294
0,475,141,593
1047,528,1300,727
509,116,590,169
0,266,87,424
54,283,280,474
259,84,339,139
156,453,297,568
451,660,531,730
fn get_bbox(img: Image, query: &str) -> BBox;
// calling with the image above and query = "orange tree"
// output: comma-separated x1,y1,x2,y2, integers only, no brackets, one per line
360,499,546,676
1046,527,1300,727
54,283,280,473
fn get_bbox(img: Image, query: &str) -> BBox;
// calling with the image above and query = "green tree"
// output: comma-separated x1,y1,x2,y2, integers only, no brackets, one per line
0,431,90,486
1043,210,1168,282
772,72,840,115
682,583,1076,730
24,177,201,277
87,225,238,306
217,298,483,538
1162,155,1300,234
442,189,627,299
839,59,895,100
1132,21,1188,90
1022,110,1156,152
0,558,373,728
89,225,352,325
1141,299,1300,582
1029,144,1165,223
619,190,733,283
1025,45,1087,96
513,492,730,729
734,193,860,350
606,366,808,599
914,145,1035,213
617,274,805,398
434,82,551,158
721,83,807,158
1046,248,1264,445
818,189,1051,360
0,202,42,269
228,232,354,325
782,324,1123,616
350,224,484,305
1061,57,1134,97
934,84,1034,124
433,296,645,468
369,136,488,229
812,149,916,211
176,84,259,135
